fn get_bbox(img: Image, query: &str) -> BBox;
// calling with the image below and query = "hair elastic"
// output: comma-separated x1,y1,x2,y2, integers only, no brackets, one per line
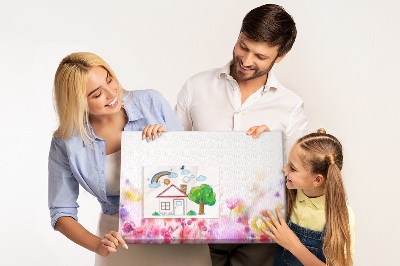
325,153,335,166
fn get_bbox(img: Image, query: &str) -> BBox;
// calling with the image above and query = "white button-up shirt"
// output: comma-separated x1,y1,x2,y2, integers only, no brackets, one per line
175,61,308,157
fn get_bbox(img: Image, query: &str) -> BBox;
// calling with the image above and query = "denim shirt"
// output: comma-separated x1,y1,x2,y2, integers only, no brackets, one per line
48,90,183,230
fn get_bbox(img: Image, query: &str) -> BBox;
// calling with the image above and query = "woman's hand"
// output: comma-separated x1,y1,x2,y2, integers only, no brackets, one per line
97,231,128,257
142,124,167,142
261,209,302,252
247,125,270,138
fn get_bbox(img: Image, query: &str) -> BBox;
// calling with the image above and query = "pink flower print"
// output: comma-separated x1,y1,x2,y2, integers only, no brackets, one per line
226,198,243,210
151,227,160,237
161,227,172,239
161,227,173,244
122,221,135,234
134,226,145,238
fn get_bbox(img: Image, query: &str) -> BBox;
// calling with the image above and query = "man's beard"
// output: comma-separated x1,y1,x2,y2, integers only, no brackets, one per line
232,53,276,82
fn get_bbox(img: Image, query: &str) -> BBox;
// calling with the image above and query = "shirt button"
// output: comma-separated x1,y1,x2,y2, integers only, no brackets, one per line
304,210,308,214
101,170,104,174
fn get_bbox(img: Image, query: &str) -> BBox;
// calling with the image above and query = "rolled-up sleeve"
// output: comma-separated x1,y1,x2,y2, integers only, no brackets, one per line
154,90,184,131
48,137,79,230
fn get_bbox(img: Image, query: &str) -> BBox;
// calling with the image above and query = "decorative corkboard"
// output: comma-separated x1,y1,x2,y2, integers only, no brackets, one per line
119,131,285,244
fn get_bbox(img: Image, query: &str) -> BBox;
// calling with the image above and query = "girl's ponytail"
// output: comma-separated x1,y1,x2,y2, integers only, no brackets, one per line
294,129,353,265
324,163,352,265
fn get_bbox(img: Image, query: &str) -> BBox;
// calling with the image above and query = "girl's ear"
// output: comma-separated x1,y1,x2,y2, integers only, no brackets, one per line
313,174,325,188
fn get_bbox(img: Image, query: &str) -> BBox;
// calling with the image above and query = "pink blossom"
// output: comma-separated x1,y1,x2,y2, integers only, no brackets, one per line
151,227,160,237
122,221,135,234
226,198,243,210
161,227,172,239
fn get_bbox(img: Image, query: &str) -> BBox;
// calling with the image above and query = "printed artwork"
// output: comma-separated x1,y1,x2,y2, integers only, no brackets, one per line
143,165,220,219
119,131,285,244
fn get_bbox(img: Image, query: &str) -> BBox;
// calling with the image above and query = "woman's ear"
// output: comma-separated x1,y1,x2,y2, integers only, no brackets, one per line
313,174,325,188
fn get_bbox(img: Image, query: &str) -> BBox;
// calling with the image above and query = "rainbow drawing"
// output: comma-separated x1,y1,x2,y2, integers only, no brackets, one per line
151,171,171,184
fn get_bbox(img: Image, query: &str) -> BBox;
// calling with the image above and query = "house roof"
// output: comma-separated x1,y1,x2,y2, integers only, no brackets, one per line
157,184,188,198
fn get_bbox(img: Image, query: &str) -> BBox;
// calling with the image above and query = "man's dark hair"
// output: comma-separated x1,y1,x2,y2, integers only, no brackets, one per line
240,4,297,57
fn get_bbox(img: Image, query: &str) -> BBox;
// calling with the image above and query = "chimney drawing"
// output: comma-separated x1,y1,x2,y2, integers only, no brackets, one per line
180,184,187,194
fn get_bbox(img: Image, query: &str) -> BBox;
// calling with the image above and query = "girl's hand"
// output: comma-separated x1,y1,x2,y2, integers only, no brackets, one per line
142,124,166,142
247,125,270,138
261,209,302,252
97,231,128,257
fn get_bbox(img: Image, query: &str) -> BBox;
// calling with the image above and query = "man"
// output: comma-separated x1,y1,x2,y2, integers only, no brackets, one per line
175,4,308,266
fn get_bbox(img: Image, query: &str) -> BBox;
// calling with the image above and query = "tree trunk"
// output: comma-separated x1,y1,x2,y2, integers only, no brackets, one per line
198,198,205,215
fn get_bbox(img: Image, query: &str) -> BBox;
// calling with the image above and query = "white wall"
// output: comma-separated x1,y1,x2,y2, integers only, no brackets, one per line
1,0,399,265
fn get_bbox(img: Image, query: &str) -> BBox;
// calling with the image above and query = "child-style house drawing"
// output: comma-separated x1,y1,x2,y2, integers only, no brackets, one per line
143,166,219,219
156,184,188,216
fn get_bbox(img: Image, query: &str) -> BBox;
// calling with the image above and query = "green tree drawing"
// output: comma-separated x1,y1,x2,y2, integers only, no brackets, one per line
188,184,216,215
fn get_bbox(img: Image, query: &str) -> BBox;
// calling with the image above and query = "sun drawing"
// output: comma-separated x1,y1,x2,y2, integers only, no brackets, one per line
164,179,170,185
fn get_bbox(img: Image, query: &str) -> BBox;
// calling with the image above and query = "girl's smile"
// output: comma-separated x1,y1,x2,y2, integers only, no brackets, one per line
283,145,325,198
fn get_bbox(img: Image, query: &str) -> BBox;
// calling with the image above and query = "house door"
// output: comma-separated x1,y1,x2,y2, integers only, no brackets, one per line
173,199,184,215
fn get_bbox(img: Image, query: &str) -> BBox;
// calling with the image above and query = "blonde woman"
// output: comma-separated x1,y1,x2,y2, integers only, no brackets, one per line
48,52,211,265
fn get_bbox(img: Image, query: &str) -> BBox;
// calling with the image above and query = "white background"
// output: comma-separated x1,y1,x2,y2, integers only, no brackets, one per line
1,0,399,265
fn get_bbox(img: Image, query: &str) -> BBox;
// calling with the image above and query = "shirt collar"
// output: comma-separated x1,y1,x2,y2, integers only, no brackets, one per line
218,60,279,92
264,71,279,92
297,189,325,210
218,60,233,79
121,92,144,122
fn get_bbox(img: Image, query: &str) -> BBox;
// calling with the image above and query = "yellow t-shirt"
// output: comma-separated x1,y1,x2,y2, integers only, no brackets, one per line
290,189,355,256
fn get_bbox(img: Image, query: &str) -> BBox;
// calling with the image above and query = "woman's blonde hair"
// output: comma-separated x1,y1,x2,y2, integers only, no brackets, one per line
53,52,128,145
286,128,352,266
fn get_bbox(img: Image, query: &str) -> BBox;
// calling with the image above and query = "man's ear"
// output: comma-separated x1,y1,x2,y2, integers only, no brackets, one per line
313,174,325,188
275,53,287,63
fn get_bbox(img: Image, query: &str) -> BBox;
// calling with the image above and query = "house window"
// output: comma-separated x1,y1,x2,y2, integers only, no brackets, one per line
161,202,170,210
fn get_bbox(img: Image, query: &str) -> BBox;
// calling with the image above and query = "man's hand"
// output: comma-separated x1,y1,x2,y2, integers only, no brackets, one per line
247,125,270,138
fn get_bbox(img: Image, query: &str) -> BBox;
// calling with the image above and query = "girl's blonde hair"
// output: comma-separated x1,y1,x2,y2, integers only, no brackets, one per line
53,52,128,145
286,128,352,266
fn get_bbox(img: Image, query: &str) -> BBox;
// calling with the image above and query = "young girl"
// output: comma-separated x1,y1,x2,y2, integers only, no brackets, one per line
48,52,211,265
262,129,355,266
